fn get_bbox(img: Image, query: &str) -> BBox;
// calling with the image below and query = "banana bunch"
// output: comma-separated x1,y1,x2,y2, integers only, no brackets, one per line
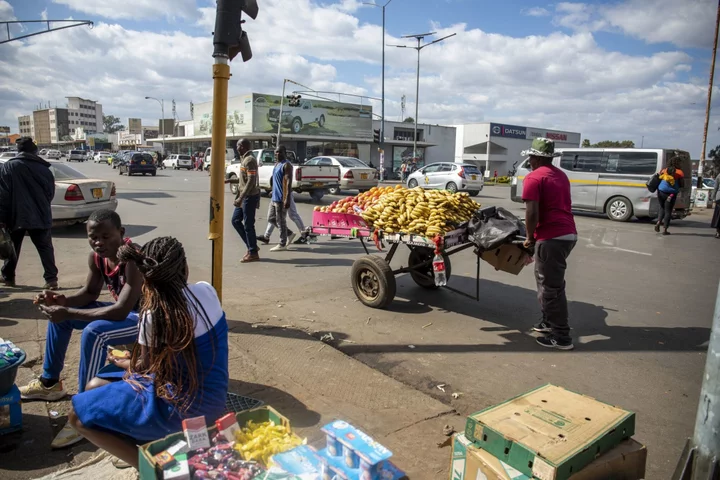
361,187,479,237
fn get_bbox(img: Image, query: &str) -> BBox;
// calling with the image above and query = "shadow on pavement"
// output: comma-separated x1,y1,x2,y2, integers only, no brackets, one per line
53,224,157,239
260,257,354,268
0,298,42,320
227,380,321,428
114,191,175,206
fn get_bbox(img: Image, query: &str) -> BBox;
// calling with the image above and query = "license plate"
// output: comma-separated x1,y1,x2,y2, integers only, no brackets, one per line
360,173,368,180
312,182,324,187
471,175,477,180
140,161,146,165
92,188,103,199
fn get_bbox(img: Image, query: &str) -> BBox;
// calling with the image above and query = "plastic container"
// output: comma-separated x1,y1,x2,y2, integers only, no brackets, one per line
0,347,25,397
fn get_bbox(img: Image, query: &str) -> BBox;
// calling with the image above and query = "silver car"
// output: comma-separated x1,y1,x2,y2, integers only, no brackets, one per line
305,156,379,195
407,162,484,196
68,150,87,162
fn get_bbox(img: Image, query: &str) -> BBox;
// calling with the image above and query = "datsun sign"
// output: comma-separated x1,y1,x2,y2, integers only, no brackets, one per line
490,123,527,139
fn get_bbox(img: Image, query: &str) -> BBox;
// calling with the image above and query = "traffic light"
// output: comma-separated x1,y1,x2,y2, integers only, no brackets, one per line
270,134,277,146
213,0,259,62
286,95,302,107
373,128,381,143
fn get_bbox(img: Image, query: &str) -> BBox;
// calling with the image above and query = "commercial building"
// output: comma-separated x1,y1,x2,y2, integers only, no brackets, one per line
16,96,104,148
65,96,104,135
452,122,581,177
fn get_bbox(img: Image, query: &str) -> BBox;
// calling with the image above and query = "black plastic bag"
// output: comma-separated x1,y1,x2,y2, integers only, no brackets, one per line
646,173,660,193
0,227,15,261
468,206,526,251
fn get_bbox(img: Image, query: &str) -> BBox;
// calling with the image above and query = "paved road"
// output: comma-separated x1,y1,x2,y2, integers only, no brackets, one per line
6,161,718,478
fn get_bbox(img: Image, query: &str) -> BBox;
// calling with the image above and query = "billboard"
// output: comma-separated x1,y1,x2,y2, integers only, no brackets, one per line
252,93,372,138
128,118,142,134
159,119,175,136
194,95,253,137
0,126,10,134
490,123,527,139
525,127,581,145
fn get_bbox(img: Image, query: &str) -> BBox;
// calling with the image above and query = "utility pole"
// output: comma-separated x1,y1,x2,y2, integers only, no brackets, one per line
699,0,720,189
144,97,165,153
210,0,258,300
391,31,456,163
364,0,393,181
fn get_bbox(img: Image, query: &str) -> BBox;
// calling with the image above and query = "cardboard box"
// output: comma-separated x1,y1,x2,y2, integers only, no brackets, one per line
138,406,295,479
480,244,530,275
464,385,635,480
451,434,646,480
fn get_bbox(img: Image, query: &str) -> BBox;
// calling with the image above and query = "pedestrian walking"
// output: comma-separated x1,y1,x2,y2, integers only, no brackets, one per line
267,146,293,251
521,138,577,351
0,137,59,289
712,172,720,239
401,162,408,183
654,159,684,235
226,139,261,263
258,194,307,245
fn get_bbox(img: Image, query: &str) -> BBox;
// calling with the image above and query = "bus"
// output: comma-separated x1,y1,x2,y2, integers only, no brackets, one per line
511,148,692,222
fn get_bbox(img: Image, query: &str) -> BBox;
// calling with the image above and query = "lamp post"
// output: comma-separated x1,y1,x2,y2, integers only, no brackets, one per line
144,96,165,154
391,31,456,163
364,0,393,181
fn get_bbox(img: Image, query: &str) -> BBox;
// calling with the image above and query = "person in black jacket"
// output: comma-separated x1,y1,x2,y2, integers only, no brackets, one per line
0,137,59,289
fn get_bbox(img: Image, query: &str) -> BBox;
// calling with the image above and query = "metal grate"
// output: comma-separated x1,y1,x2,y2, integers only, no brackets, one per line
224,392,263,414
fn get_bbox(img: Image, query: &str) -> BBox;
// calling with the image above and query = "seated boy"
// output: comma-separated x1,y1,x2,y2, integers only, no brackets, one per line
19,209,142,448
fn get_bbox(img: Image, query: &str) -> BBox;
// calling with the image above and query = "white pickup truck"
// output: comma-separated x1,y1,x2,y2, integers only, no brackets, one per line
225,148,340,201
267,100,327,134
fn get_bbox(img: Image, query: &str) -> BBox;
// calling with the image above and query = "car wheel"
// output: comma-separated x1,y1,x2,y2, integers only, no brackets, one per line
152,170,157,177
408,179,418,188
446,182,458,193
318,115,326,128
468,190,480,197
351,255,397,308
328,187,341,195
606,196,633,222
310,189,325,202
292,118,302,133
228,175,239,195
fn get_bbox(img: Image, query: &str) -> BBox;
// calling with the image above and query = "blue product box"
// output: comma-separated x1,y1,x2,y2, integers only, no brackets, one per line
0,384,22,435
316,448,406,480
270,445,323,477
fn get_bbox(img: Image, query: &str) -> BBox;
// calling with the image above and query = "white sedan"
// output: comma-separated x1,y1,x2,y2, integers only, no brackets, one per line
163,154,194,170
0,158,118,227
304,156,378,195
46,150,62,159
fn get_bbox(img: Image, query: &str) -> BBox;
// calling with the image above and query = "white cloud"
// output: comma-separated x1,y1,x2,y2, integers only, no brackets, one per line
40,8,48,21
0,0,716,157
52,0,200,21
522,7,551,17
554,0,715,48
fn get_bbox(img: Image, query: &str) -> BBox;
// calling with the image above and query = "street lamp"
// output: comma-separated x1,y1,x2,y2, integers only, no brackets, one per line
364,0,393,181
145,96,165,154
390,31,456,163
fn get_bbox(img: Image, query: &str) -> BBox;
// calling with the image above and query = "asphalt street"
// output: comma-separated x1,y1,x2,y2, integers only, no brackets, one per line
3,160,718,478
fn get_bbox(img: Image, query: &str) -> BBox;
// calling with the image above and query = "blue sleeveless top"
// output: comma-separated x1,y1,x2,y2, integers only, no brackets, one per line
272,160,289,202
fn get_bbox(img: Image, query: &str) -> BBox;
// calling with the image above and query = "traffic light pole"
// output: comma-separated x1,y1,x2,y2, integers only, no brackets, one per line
277,79,287,146
209,56,230,301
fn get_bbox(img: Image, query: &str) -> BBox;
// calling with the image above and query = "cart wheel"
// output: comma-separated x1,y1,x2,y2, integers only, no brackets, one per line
351,255,396,309
408,248,451,289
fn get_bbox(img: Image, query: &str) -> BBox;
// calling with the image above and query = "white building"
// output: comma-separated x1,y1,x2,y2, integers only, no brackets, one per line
66,96,104,136
453,122,581,177
16,96,105,146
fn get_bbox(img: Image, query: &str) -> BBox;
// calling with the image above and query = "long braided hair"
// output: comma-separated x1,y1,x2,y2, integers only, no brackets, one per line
117,236,213,412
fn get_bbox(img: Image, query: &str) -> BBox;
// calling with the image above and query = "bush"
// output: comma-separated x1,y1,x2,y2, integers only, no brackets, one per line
495,176,511,183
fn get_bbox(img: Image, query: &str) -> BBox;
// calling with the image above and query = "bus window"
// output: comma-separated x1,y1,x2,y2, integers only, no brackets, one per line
604,152,657,175
560,152,603,172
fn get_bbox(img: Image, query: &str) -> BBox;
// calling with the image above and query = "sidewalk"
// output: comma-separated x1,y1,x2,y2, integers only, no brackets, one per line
0,290,461,479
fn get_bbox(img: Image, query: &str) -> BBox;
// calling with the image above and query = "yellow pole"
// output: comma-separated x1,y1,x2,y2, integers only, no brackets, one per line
209,58,230,301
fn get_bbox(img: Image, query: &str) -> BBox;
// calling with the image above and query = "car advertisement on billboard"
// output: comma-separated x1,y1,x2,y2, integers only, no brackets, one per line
194,95,253,137
252,93,372,138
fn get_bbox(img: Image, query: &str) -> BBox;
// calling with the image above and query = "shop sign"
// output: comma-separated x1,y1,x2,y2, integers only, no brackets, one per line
490,123,527,139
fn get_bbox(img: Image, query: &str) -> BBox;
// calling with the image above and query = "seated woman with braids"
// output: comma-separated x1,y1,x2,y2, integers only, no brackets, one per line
67,236,229,468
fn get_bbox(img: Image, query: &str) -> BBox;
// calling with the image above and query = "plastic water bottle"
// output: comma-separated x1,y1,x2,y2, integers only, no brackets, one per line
432,253,447,286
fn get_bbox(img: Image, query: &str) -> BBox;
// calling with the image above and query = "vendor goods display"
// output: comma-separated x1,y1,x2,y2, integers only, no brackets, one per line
234,419,303,465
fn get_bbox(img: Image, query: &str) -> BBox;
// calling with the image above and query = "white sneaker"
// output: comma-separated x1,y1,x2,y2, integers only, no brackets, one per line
270,244,288,252
287,232,298,245
19,379,67,401
51,424,84,449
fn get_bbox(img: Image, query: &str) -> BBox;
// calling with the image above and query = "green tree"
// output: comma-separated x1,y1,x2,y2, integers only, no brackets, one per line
581,139,591,148
103,115,124,133
707,145,720,177
587,140,635,148
403,117,415,123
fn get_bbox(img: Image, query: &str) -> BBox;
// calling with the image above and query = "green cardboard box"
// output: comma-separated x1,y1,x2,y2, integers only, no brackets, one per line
138,406,294,480
464,385,635,480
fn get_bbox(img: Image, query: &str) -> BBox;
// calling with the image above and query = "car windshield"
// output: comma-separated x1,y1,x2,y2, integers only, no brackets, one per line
704,178,716,188
71,150,83,155
50,162,86,180
462,165,481,174
335,157,367,167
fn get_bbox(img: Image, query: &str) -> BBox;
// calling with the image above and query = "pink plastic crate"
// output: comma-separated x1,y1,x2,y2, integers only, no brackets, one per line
312,211,368,229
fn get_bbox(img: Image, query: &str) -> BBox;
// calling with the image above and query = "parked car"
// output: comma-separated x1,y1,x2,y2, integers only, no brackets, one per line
0,152,17,160
118,152,157,176
46,150,62,159
304,156,378,195
94,152,111,164
39,149,48,156
163,154,194,170
203,147,236,171
68,150,87,162
111,151,131,168
267,99,327,134
0,158,118,226
406,162,484,196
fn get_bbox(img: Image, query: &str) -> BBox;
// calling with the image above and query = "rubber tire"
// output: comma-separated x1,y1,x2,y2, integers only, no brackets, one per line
408,248,451,289
151,171,157,177
229,175,239,195
318,115,325,127
328,187,341,196
408,179,418,188
351,255,397,309
446,182,458,193
467,190,480,197
310,189,325,202
606,196,633,222
292,118,302,133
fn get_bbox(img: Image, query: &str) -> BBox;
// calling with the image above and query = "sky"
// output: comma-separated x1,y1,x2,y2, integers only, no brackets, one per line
0,0,718,157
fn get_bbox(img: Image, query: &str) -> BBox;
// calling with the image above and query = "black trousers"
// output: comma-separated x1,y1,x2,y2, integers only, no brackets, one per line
1,228,58,283
657,191,676,229
534,239,576,342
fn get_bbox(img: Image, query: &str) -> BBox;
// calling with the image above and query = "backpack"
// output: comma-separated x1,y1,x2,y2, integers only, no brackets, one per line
646,173,661,193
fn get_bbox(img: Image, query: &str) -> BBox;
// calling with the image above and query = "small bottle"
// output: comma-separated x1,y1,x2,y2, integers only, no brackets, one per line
432,253,447,286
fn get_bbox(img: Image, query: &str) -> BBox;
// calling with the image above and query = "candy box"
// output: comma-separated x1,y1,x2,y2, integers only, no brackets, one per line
182,416,211,450
163,453,189,480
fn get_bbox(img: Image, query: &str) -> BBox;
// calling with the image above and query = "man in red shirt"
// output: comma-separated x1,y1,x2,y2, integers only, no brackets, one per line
521,138,577,350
